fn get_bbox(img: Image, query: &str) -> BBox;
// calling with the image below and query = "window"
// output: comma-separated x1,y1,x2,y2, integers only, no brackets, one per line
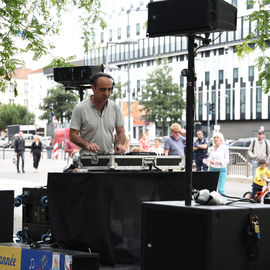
233,68,238,83
232,0,237,7
198,90,203,121
247,0,253,9
240,88,246,119
205,51,210,57
249,66,254,81
109,29,112,42
137,80,141,95
205,71,210,85
218,70,224,84
127,25,130,38
211,91,216,119
117,28,121,40
136,23,140,36
226,90,230,120
232,89,235,119
250,88,253,119
218,48,224,55
101,32,104,43
256,87,262,119
180,75,184,88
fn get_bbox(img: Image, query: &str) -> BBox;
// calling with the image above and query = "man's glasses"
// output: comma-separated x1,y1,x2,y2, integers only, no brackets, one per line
173,130,181,134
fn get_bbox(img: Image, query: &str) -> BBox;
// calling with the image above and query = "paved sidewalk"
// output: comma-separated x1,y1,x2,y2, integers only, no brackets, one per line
0,148,252,236
0,148,67,235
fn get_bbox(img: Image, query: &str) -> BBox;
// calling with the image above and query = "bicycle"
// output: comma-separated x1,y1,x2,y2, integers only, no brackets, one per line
243,180,270,203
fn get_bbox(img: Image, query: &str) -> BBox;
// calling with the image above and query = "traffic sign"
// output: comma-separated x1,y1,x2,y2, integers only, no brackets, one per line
53,116,57,127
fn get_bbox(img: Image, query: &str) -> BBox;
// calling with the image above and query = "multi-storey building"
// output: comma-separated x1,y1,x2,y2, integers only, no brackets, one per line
85,0,270,141
0,67,50,130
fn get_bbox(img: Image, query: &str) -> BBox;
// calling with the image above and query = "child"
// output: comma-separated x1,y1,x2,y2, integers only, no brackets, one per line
251,159,270,199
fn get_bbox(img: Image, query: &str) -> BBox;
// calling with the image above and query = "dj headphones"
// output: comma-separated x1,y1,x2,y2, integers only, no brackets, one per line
89,72,115,91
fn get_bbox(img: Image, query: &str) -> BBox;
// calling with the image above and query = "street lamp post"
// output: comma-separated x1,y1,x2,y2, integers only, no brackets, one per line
105,38,137,141
127,42,131,141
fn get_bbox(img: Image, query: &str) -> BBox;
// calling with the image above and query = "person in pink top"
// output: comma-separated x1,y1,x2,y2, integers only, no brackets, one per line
65,140,79,158
139,132,150,152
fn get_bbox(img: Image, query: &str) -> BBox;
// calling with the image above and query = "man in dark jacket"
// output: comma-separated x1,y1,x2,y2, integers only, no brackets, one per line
15,131,25,173
193,130,209,171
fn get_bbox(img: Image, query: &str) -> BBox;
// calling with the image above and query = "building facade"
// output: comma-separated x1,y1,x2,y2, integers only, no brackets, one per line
85,0,270,140
0,67,51,132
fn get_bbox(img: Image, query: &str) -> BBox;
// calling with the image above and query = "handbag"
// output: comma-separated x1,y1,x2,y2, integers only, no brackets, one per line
13,154,17,165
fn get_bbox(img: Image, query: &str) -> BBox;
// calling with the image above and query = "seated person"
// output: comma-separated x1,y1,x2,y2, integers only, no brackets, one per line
150,138,163,155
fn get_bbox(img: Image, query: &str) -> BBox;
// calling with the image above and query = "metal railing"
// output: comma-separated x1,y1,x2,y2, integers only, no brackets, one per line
228,147,252,177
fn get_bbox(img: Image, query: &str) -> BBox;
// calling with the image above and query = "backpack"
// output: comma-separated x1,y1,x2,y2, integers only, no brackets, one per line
251,139,269,156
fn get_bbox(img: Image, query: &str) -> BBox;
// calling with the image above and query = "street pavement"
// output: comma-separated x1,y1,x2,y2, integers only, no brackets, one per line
0,147,253,237
0,148,67,235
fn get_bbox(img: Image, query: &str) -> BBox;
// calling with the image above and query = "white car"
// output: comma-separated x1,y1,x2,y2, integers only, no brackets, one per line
10,133,34,148
40,136,52,148
0,137,8,148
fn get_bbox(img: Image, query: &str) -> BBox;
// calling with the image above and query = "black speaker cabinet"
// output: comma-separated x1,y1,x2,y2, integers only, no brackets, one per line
147,0,237,37
0,190,14,242
22,187,50,242
142,201,270,270
54,65,104,86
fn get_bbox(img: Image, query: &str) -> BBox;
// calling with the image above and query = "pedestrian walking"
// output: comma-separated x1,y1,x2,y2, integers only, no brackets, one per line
248,129,270,178
14,131,25,173
30,135,43,173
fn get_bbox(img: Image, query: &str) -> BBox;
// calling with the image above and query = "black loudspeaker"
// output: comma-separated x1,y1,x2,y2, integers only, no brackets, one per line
142,201,270,270
147,0,237,37
0,190,14,242
22,187,50,242
54,65,104,87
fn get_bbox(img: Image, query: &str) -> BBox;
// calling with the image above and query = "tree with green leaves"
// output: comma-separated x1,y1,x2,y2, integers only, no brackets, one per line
236,0,270,92
39,85,78,124
0,103,35,131
110,77,127,101
139,59,186,136
0,0,105,93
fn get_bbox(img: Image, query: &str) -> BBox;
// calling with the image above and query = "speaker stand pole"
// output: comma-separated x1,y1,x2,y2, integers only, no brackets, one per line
185,34,196,206
79,88,84,102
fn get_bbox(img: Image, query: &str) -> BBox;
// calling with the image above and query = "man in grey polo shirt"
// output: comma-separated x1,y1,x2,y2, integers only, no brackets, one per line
70,72,126,156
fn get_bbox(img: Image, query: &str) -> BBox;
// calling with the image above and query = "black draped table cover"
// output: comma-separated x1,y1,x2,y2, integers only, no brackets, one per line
47,171,218,265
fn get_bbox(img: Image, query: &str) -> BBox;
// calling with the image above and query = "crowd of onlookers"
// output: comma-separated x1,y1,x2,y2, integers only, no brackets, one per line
129,124,270,198
12,124,270,198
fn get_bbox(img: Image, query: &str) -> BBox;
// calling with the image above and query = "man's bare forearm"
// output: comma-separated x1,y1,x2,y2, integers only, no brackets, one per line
115,126,126,146
70,128,100,153
70,129,86,149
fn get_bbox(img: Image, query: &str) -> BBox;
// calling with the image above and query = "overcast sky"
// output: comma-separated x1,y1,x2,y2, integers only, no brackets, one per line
20,9,85,70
